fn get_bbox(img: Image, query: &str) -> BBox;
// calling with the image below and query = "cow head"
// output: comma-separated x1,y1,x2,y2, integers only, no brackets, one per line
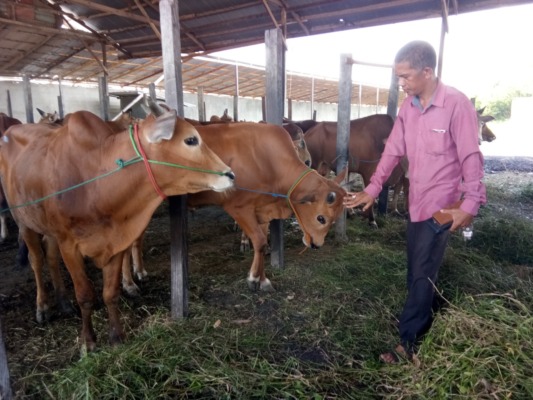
289,167,347,249
477,107,496,143
137,96,235,194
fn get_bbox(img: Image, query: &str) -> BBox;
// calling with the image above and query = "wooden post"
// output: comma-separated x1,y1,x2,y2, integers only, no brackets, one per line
197,87,205,121
6,90,12,117
0,317,12,400
22,75,34,123
99,43,109,120
233,64,239,121
98,76,109,120
438,0,449,79
310,76,315,120
160,0,188,319
386,68,399,119
149,82,157,100
335,54,352,241
377,67,401,215
287,98,292,120
265,28,285,269
57,77,64,119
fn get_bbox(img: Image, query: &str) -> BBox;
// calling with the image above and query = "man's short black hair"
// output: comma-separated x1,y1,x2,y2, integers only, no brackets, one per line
394,40,437,71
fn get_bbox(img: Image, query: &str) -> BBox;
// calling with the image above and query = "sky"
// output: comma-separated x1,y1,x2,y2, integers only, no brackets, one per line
212,3,533,103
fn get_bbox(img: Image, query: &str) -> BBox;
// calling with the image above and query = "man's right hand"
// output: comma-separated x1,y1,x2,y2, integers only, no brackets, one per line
343,191,376,211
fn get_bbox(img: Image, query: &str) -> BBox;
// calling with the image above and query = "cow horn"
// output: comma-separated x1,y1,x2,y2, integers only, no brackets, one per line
36,108,46,117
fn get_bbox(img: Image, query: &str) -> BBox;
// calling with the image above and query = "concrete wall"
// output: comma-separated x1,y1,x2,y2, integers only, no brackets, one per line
0,80,386,123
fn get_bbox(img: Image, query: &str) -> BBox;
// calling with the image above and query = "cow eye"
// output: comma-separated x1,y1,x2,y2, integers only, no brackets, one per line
317,215,326,225
327,192,336,204
184,136,199,146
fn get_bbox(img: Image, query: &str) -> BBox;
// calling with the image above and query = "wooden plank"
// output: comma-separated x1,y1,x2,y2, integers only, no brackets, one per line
265,28,285,269
0,317,12,400
22,75,34,123
335,53,352,240
159,0,188,319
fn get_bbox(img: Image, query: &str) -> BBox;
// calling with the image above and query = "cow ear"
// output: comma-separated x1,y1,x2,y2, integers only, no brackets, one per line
146,109,177,143
334,166,348,183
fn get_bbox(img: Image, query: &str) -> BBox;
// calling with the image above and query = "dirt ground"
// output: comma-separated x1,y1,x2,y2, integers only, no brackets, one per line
0,155,532,394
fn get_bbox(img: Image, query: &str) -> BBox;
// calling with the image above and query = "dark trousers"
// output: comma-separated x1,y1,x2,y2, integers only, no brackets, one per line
399,218,450,350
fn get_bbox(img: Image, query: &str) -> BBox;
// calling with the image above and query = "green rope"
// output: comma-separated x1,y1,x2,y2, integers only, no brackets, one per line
0,124,227,214
286,168,315,206
1,157,141,213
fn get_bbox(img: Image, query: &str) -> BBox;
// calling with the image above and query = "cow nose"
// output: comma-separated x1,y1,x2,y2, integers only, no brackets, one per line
225,171,236,180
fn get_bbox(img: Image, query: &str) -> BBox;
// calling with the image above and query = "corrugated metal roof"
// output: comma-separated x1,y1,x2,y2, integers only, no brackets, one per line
0,0,531,106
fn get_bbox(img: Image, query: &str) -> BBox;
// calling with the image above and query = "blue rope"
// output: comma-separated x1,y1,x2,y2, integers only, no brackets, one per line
234,186,288,198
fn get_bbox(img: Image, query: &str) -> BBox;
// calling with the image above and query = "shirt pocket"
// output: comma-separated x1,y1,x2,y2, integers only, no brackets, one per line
421,120,454,155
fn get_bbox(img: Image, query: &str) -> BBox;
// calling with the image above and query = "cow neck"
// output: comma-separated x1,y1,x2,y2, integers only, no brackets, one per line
286,168,316,238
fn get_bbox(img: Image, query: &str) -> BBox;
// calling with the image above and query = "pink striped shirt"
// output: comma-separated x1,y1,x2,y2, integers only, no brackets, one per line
365,80,487,222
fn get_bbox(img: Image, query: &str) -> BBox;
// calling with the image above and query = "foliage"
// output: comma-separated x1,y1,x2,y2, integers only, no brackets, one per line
482,90,532,121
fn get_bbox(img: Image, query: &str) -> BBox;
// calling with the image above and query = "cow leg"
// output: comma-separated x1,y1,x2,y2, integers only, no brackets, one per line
59,246,97,351
239,220,273,292
240,231,250,252
131,232,147,281
121,246,139,296
15,235,29,270
361,175,378,229
42,235,76,316
121,233,145,296
103,252,126,345
391,184,402,215
21,229,50,323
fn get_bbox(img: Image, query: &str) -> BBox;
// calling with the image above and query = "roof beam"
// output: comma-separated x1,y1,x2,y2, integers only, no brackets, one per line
60,0,160,26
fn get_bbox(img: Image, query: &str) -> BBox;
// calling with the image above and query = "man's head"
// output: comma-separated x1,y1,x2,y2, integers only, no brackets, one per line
394,40,437,98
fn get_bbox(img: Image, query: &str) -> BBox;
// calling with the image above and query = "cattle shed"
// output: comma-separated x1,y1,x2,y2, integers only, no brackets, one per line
1,0,532,110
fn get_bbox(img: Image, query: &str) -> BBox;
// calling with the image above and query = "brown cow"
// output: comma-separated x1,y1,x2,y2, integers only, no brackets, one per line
209,108,233,122
122,122,346,295
0,113,22,242
477,107,496,143
283,122,312,168
122,121,314,295
304,114,400,227
0,100,235,350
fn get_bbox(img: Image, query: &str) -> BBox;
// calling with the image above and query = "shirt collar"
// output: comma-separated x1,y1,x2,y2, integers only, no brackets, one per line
411,78,444,111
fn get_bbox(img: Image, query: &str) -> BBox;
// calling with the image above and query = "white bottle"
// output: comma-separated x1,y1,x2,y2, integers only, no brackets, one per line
462,225,473,241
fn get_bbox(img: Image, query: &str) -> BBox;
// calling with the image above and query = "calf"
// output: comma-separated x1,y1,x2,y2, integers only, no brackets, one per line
123,122,346,294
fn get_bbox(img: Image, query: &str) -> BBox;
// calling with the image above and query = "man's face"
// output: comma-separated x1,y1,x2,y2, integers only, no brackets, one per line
395,61,430,97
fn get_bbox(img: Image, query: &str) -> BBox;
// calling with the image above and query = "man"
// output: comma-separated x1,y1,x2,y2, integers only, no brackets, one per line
343,40,486,363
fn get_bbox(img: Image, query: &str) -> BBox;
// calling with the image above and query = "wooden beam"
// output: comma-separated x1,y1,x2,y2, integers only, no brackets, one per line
159,0,189,320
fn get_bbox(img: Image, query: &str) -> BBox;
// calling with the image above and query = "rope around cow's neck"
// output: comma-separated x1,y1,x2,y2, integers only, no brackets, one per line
234,168,317,251
0,124,226,213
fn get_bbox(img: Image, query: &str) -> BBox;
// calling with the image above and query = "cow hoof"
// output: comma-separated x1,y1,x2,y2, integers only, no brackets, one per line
109,331,125,346
36,308,51,324
369,221,379,229
135,269,148,280
247,278,260,292
123,282,141,297
58,298,78,316
259,279,275,292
